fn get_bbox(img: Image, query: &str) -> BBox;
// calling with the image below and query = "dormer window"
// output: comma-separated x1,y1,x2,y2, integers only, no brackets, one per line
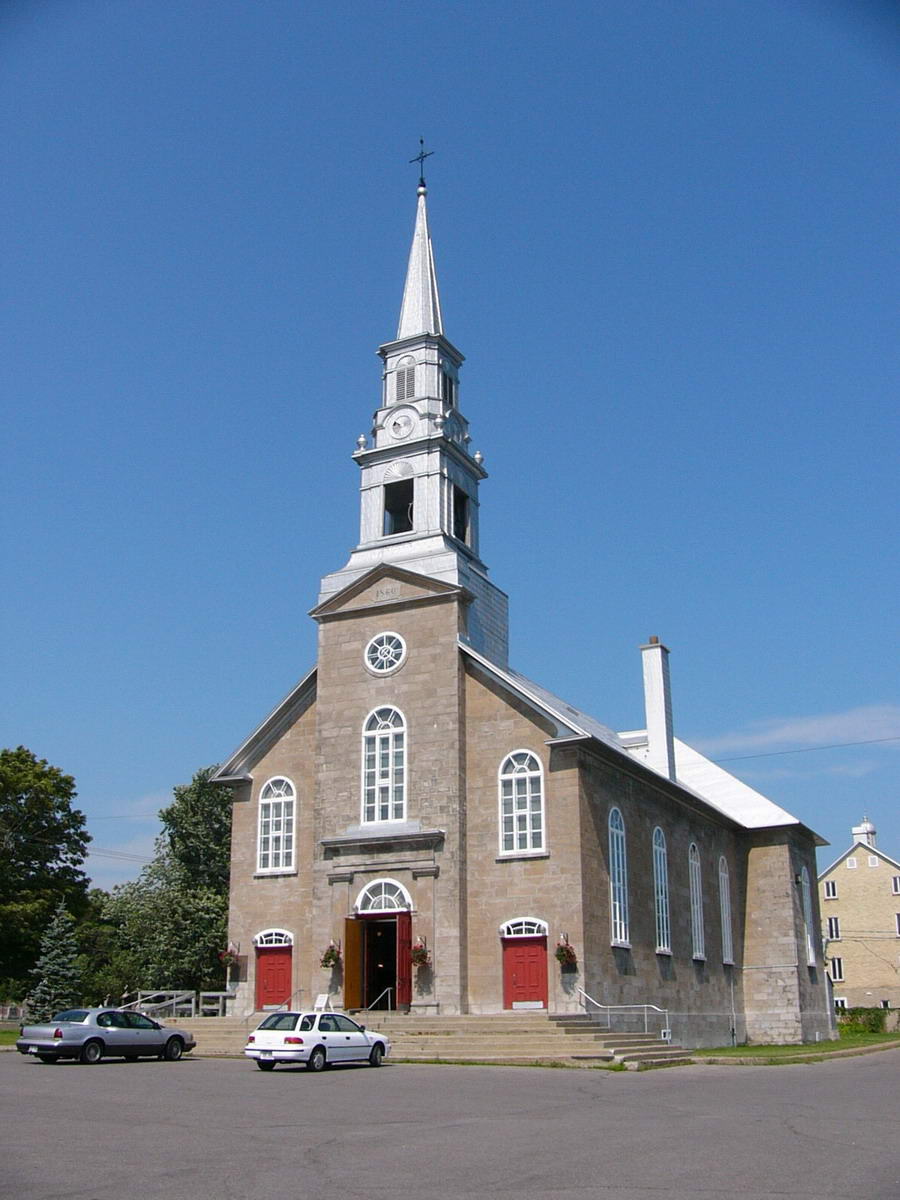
384,479,414,536
395,356,416,402
452,486,469,544
441,366,456,408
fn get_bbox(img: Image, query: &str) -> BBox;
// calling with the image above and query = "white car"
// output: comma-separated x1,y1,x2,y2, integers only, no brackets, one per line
244,1010,390,1072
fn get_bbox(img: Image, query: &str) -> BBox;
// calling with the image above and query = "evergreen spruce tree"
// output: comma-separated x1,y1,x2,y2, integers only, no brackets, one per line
26,901,81,1022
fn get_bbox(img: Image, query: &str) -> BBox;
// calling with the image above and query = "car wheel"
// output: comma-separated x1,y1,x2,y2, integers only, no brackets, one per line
80,1040,103,1065
255,1059,276,1071
306,1046,326,1072
36,1054,58,1064
368,1043,384,1067
163,1037,184,1062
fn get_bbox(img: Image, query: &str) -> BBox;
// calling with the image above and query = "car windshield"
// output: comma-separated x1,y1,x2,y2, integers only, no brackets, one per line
51,1010,90,1023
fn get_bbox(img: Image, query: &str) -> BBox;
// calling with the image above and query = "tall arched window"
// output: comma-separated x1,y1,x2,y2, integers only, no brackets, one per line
257,777,295,872
689,843,705,960
362,707,406,823
652,827,671,953
719,856,733,964
498,751,545,855
800,865,816,965
608,808,629,945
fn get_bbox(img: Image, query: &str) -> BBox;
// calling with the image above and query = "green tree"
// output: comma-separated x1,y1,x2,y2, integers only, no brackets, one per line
25,901,81,1021
102,767,233,993
0,747,90,999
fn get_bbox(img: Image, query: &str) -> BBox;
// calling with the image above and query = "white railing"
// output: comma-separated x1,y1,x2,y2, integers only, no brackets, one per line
199,991,235,1017
577,988,670,1037
125,990,197,1017
366,987,393,1011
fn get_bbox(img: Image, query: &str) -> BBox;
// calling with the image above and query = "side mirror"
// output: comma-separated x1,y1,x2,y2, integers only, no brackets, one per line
359,1023,366,1031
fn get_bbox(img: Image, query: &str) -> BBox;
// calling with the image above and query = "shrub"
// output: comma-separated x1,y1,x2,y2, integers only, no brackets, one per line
839,1007,886,1034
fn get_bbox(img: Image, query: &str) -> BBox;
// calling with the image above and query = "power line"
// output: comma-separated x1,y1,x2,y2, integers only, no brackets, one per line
713,735,900,764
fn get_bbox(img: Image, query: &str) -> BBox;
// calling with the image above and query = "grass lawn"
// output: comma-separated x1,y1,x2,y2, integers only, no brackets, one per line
0,1029,20,1047
693,1029,899,1059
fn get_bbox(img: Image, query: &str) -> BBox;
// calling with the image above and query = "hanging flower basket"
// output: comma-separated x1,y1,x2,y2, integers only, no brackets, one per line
218,950,238,969
411,942,431,969
555,940,577,970
320,944,342,969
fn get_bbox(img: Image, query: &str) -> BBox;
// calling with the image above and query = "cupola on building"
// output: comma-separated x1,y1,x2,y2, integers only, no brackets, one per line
214,179,835,1046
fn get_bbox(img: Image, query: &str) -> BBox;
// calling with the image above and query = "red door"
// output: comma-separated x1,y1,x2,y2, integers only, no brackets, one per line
396,910,412,1008
255,946,292,1009
502,937,548,1009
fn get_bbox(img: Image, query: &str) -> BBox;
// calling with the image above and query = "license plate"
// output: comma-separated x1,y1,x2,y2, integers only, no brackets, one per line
259,1051,273,1059
27,1046,37,1054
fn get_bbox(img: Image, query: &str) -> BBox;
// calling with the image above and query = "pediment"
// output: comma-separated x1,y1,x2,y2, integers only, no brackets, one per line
311,565,465,619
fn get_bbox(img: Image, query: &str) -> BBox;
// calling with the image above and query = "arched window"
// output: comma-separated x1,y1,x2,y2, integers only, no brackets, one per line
608,808,629,945
652,827,671,953
500,918,549,938
257,777,295,872
355,878,412,912
800,865,816,965
719,856,733,964
254,929,293,946
689,843,705,960
394,355,416,402
362,707,406,823
498,751,545,855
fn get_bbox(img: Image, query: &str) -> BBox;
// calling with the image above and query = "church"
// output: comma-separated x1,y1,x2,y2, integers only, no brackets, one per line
214,177,835,1047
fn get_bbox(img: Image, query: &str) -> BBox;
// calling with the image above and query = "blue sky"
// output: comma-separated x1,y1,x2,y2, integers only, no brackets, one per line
2,1,897,888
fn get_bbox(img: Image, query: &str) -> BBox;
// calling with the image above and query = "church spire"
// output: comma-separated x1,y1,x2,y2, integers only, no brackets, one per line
396,183,444,339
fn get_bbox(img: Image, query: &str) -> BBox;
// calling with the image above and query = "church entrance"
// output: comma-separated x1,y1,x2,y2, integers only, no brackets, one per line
343,910,412,1010
502,936,548,1009
255,945,292,1009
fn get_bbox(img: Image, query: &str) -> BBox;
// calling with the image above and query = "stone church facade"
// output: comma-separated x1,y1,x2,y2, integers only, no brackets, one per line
215,182,835,1047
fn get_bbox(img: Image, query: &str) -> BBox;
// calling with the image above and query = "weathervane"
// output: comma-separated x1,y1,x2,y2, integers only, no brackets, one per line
410,137,434,187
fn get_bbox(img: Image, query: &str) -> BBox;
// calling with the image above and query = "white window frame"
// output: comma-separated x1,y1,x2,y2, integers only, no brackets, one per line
500,918,549,938
830,956,844,982
846,856,857,869
824,879,837,899
689,843,705,960
354,878,412,913
257,776,296,873
362,706,407,824
827,915,841,940
892,875,900,895
498,751,546,857
363,631,407,676
868,855,879,868
253,928,293,947
833,996,847,1010
652,828,671,954
394,355,416,402
608,808,630,947
896,913,900,937
800,865,816,966
719,856,734,965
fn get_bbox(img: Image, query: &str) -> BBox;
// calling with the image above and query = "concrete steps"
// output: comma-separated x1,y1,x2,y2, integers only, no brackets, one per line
169,1011,688,1068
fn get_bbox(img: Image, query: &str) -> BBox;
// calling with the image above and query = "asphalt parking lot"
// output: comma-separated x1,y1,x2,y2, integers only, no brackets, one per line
2,1050,898,1200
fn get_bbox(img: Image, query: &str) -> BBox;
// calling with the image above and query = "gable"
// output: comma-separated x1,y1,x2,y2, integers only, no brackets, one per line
310,564,465,620
213,668,317,781
818,840,900,879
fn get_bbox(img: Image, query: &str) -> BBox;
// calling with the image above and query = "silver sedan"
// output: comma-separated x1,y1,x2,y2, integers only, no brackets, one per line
16,1007,196,1064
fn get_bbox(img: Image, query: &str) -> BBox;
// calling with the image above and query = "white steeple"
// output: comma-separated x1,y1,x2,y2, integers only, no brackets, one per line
397,185,444,339
317,176,509,665
852,816,877,848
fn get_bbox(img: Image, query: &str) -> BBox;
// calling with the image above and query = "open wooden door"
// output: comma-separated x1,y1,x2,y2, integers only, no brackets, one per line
396,910,412,1008
343,917,363,1010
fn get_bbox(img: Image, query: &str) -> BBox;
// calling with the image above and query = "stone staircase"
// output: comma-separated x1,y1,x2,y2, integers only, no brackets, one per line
169,1011,689,1069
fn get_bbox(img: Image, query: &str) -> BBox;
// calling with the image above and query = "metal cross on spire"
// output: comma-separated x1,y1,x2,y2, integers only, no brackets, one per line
409,137,434,186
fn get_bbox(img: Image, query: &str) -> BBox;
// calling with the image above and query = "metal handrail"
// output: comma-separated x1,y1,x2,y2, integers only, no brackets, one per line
366,987,393,1011
576,987,669,1036
121,990,197,1018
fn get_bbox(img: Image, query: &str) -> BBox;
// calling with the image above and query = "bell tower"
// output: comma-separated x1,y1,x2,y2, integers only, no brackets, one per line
318,174,508,666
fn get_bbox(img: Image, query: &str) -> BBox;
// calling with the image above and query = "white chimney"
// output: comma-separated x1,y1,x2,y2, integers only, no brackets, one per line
641,637,676,782
852,816,877,848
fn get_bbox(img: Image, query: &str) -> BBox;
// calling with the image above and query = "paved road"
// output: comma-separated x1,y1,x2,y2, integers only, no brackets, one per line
2,1050,898,1199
